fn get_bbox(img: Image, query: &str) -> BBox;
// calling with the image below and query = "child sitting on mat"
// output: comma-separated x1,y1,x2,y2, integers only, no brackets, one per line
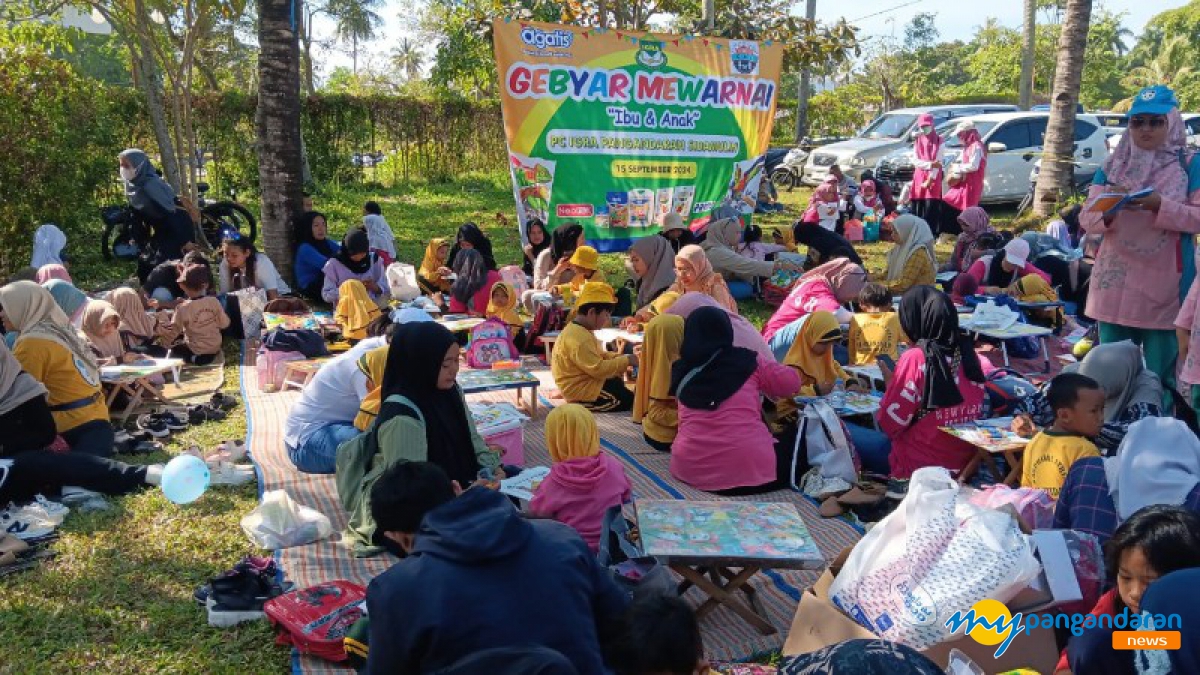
528,404,631,552
847,283,906,366
485,282,526,348
81,300,136,366
163,265,229,365
551,245,606,305
335,278,382,342
551,282,637,413
1020,372,1103,498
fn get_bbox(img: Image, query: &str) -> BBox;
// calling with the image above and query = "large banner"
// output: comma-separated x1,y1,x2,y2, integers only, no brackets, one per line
493,20,784,252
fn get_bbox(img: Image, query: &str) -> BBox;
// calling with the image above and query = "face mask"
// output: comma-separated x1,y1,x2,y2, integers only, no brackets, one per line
919,126,933,135
120,166,137,182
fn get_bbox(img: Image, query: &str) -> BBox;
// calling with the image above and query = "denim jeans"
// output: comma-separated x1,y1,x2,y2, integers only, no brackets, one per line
846,422,891,476
726,280,755,301
288,422,360,474
149,287,176,303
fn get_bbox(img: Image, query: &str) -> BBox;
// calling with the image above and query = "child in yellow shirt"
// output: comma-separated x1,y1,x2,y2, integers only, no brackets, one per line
551,246,606,304
1021,372,1104,498
848,283,907,366
550,282,637,413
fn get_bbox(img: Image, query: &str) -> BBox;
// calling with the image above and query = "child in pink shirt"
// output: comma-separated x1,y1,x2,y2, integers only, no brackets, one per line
529,404,631,551
879,286,987,482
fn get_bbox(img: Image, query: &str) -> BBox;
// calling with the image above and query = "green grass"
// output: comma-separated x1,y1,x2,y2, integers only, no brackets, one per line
3,175,999,672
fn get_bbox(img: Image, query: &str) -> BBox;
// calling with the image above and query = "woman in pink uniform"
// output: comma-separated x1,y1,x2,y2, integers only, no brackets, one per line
939,121,988,237
909,113,943,224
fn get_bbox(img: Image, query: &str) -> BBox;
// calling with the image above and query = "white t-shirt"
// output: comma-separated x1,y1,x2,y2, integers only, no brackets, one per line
283,337,386,448
218,254,292,295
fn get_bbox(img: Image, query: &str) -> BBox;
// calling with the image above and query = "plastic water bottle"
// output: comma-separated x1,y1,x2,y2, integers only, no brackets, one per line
829,378,846,410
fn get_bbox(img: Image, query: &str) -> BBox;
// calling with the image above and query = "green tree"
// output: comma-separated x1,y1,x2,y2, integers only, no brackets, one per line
391,37,424,82
329,0,384,73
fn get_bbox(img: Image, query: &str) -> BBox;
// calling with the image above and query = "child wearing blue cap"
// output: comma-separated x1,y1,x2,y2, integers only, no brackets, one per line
1079,85,1200,405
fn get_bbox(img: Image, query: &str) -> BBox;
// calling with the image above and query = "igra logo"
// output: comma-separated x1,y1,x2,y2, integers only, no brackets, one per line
520,27,573,50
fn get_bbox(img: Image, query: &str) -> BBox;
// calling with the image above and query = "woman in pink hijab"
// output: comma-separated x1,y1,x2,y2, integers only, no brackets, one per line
940,121,988,236
909,113,943,224
35,264,72,284
1086,85,1200,397
665,292,773,361
941,206,996,273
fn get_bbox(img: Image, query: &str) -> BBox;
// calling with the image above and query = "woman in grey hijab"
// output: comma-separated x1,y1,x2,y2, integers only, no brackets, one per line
119,149,196,282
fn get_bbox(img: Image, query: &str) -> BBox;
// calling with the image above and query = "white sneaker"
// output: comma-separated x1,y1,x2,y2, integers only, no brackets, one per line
0,510,56,540
5,501,66,527
32,495,69,521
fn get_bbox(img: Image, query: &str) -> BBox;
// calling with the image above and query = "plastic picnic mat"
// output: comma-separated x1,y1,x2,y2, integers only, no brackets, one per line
239,348,862,673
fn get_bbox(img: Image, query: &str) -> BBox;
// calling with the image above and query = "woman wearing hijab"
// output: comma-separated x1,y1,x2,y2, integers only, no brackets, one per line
447,222,498,271
35,264,71,285
878,286,987,488
633,314,685,452
0,282,111,456
30,224,67,269
763,258,867,354
964,238,1052,295
118,149,196,281
852,180,883,221
109,286,165,356
772,310,851,413
336,322,501,555
909,113,944,225
1053,417,1200,543
353,345,391,431
667,245,737,313
361,201,397,265
80,300,128,366
521,219,550,277
939,121,988,237
0,339,160,506
881,214,937,294
802,180,841,232
322,228,388,305
942,206,995,273
336,279,382,342
1014,341,1166,456
41,280,88,328
448,249,502,316
417,237,452,298
669,307,800,494
665,292,773,360
284,329,392,474
1046,203,1084,250
1135,568,1200,675
792,221,863,268
528,404,632,552
621,235,677,328
531,223,586,294
293,211,340,300
659,212,696,253
1084,86,1200,397
700,218,797,300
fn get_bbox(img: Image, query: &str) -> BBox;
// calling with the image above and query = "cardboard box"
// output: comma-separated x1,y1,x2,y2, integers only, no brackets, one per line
783,549,1060,674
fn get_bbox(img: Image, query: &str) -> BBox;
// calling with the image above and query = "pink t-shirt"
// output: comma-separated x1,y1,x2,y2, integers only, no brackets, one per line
529,453,632,552
762,279,842,341
877,348,986,479
964,257,1051,287
448,270,502,316
671,356,801,491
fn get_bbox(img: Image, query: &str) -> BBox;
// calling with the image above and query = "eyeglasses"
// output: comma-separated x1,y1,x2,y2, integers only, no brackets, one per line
1129,116,1167,129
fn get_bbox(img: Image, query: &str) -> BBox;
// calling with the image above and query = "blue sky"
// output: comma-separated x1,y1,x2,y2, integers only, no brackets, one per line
310,0,1185,79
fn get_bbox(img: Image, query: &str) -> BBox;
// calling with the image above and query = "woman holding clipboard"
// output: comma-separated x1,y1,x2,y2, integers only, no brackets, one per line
1081,85,1200,398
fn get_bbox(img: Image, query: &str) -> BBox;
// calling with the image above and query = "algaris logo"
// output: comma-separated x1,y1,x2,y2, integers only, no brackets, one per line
945,599,1183,658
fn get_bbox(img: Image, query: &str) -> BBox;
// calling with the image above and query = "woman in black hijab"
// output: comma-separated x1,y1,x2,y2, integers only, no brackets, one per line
448,222,497,271
792,222,863,268
293,211,338,299
336,228,373,275
522,219,550,276
668,306,802,495
898,286,985,410
375,322,500,488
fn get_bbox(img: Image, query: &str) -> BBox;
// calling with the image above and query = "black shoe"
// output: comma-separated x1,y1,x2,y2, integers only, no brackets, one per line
154,411,189,431
210,393,238,411
136,415,170,439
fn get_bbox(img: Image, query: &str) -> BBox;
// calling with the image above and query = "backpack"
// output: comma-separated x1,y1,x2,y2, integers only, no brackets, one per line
264,580,367,663
984,367,1038,417
385,262,421,302
597,505,673,602
498,265,530,296
263,328,329,357
465,318,518,368
788,401,859,494
761,268,803,308
525,301,566,351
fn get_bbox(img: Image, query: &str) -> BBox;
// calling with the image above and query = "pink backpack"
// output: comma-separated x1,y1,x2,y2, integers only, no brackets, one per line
465,318,518,369
498,265,529,295
256,346,307,392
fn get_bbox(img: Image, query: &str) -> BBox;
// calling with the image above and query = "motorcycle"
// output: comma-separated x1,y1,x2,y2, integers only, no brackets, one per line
101,182,256,261
768,144,811,192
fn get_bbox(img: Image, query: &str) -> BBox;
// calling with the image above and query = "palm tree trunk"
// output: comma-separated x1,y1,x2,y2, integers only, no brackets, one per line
1033,0,1093,218
794,0,817,143
1019,0,1036,109
299,2,315,94
257,0,306,283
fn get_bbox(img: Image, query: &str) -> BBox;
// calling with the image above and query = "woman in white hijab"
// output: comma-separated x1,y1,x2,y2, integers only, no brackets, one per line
881,214,937,294
362,201,397,263
30,224,67,269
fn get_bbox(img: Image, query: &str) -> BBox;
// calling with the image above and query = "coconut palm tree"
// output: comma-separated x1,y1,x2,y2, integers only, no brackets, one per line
1033,0,1092,218
256,0,306,281
391,38,424,82
329,0,383,74
1123,35,1195,90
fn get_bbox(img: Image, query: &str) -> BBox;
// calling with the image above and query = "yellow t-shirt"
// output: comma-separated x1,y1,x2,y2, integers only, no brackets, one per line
556,269,608,304
1021,431,1100,498
551,322,630,403
848,312,907,366
13,337,108,433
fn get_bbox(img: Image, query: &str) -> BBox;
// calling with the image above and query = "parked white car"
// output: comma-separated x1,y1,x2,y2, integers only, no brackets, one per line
873,112,1111,205
801,104,1019,186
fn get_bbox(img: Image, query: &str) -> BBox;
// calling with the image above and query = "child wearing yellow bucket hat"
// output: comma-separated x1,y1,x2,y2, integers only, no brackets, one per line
551,245,607,303
550,282,637,413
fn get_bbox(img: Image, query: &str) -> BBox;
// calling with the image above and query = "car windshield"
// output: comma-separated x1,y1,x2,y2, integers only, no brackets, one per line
859,113,918,139
937,121,999,148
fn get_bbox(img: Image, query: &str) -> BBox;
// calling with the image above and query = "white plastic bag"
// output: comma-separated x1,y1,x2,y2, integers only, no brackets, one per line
793,401,857,491
827,467,1040,650
229,288,268,338
385,263,421,302
965,300,1019,331
241,489,332,550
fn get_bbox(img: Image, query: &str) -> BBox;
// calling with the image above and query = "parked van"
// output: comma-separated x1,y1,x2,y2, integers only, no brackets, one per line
801,104,1018,185
874,112,1110,204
